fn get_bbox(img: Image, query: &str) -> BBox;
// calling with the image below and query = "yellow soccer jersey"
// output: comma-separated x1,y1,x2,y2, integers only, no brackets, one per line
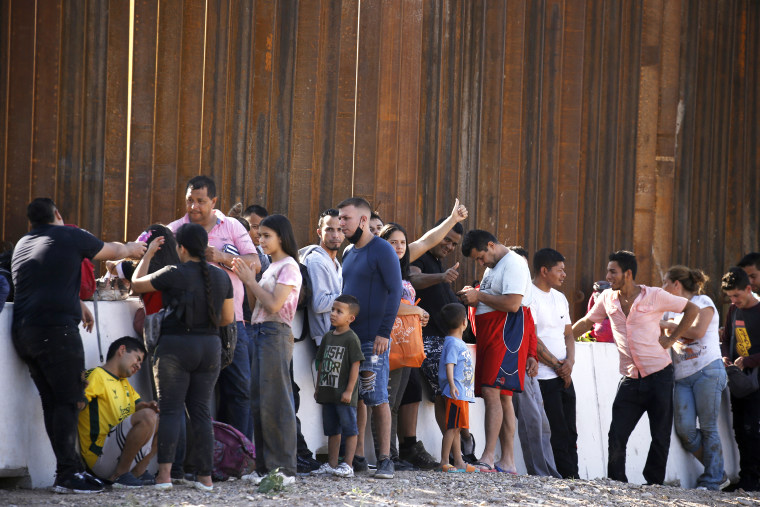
77,367,142,468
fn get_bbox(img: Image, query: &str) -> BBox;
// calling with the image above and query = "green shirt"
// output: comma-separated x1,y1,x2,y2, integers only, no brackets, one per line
315,329,365,406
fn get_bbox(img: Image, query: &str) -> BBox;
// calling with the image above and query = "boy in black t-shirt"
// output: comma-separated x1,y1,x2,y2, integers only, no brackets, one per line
313,295,364,478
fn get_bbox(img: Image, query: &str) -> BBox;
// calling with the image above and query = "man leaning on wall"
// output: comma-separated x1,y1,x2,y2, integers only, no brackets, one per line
11,198,146,494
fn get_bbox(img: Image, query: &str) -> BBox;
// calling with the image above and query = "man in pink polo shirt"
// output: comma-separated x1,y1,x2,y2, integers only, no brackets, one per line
168,175,260,439
573,250,698,485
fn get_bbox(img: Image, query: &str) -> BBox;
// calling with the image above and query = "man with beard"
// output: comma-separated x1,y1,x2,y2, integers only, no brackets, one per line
300,209,344,346
459,230,538,473
338,197,402,479
573,250,698,485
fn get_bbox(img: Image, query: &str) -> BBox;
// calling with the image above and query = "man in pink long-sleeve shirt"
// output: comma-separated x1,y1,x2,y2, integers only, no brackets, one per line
573,250,698,485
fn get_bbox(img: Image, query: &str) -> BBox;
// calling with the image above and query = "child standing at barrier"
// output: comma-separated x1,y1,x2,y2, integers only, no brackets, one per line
438,303,478,473
312,295,364,478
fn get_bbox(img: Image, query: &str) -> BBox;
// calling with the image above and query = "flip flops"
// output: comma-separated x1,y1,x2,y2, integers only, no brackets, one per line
473,461,496,472
442,464,480,473
494,464,518,474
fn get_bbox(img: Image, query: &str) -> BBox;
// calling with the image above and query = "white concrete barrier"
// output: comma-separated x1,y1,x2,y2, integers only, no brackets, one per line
0,301,740,488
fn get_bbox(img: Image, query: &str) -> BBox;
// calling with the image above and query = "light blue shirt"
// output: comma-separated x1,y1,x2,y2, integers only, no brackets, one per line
438,336,475,402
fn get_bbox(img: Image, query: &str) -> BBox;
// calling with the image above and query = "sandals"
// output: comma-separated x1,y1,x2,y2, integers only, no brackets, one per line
473,461,496,472
494,464,518,474
442,463,480,473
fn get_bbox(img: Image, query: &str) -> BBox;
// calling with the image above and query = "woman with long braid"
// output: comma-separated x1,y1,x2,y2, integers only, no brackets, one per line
132,223,234,492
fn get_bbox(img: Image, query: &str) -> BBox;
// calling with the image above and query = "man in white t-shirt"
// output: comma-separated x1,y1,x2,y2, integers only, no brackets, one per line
530,248,579,479
459,230,538,473
508,246,560,478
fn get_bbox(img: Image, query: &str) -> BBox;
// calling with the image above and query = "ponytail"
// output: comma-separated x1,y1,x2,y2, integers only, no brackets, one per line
665,265,709,295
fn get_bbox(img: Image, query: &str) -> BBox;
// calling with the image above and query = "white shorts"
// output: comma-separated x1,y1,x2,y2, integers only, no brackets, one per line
90,414,153,479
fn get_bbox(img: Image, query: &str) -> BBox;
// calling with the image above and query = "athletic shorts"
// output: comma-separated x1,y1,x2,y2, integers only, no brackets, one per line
400,368,423,405
90,414,153,479
444,397,470,430
474,307,535,396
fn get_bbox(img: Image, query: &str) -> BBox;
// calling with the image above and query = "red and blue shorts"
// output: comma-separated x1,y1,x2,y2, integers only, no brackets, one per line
473,306,535,396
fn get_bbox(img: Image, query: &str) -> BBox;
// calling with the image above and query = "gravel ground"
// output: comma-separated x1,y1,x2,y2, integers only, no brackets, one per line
1,471,759,506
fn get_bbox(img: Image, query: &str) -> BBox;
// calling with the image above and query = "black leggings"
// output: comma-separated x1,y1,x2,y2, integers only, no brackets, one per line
154,334,220,476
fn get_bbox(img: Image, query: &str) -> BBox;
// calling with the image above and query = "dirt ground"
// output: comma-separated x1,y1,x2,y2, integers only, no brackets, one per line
1,471,759,507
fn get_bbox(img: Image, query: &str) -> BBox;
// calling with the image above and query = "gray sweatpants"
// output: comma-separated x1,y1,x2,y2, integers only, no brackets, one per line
513,373,561,477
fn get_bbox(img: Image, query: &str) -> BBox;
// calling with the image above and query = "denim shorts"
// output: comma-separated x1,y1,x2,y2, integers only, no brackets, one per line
322,403,358,436
358,340,390,407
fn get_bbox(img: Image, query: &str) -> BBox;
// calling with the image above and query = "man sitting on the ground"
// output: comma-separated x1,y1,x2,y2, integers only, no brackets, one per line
78,337,158,488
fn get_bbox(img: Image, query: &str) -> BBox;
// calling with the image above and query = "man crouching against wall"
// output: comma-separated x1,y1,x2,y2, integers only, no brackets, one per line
78,337,159,488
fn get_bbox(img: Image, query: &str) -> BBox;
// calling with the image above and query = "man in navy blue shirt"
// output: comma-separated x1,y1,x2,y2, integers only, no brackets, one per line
338,197,402,479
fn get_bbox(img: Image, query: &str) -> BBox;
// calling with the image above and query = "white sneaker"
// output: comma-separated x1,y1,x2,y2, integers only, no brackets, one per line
276,472,295,486
333,462,354,478
311,463,337,475
241,471,265,485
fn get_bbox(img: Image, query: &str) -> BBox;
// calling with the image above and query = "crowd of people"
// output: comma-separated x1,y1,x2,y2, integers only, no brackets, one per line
6,175,760,495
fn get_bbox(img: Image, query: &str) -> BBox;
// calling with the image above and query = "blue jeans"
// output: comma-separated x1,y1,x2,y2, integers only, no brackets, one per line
322,403,358,436
674,358,727,489
250,321,297,475
217,321,253,439
358,340,390,407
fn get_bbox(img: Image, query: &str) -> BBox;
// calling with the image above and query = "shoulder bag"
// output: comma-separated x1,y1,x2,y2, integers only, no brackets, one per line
389,299,426,370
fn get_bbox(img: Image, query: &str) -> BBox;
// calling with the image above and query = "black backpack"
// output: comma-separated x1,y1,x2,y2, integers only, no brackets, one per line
295,245,323,342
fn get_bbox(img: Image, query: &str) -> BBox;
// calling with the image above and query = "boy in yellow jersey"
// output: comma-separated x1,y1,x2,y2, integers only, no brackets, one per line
78,337,159,488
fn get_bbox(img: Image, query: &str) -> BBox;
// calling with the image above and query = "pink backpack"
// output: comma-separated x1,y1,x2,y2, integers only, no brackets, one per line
212,421,256,480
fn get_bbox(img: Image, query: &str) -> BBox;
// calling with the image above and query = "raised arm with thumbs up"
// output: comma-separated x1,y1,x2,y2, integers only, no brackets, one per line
442,261,460,284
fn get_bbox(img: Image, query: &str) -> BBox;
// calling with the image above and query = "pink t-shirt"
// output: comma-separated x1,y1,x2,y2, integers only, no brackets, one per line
250,256,302,325
585,285,688,378
168,210,256,322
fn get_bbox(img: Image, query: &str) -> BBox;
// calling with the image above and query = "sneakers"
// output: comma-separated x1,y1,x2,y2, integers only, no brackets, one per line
392,456,417,471
51,472,105,494
719,473,731,491
275,471,296,487
401,440,440,470
297,455,322,473
311,463,337,476
192,480,213,492
170,468,194,484
137,471,156,486
112,471,144,489
242,471,266,485
352,455,368,473
374,457,395,479
333,462,354,478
